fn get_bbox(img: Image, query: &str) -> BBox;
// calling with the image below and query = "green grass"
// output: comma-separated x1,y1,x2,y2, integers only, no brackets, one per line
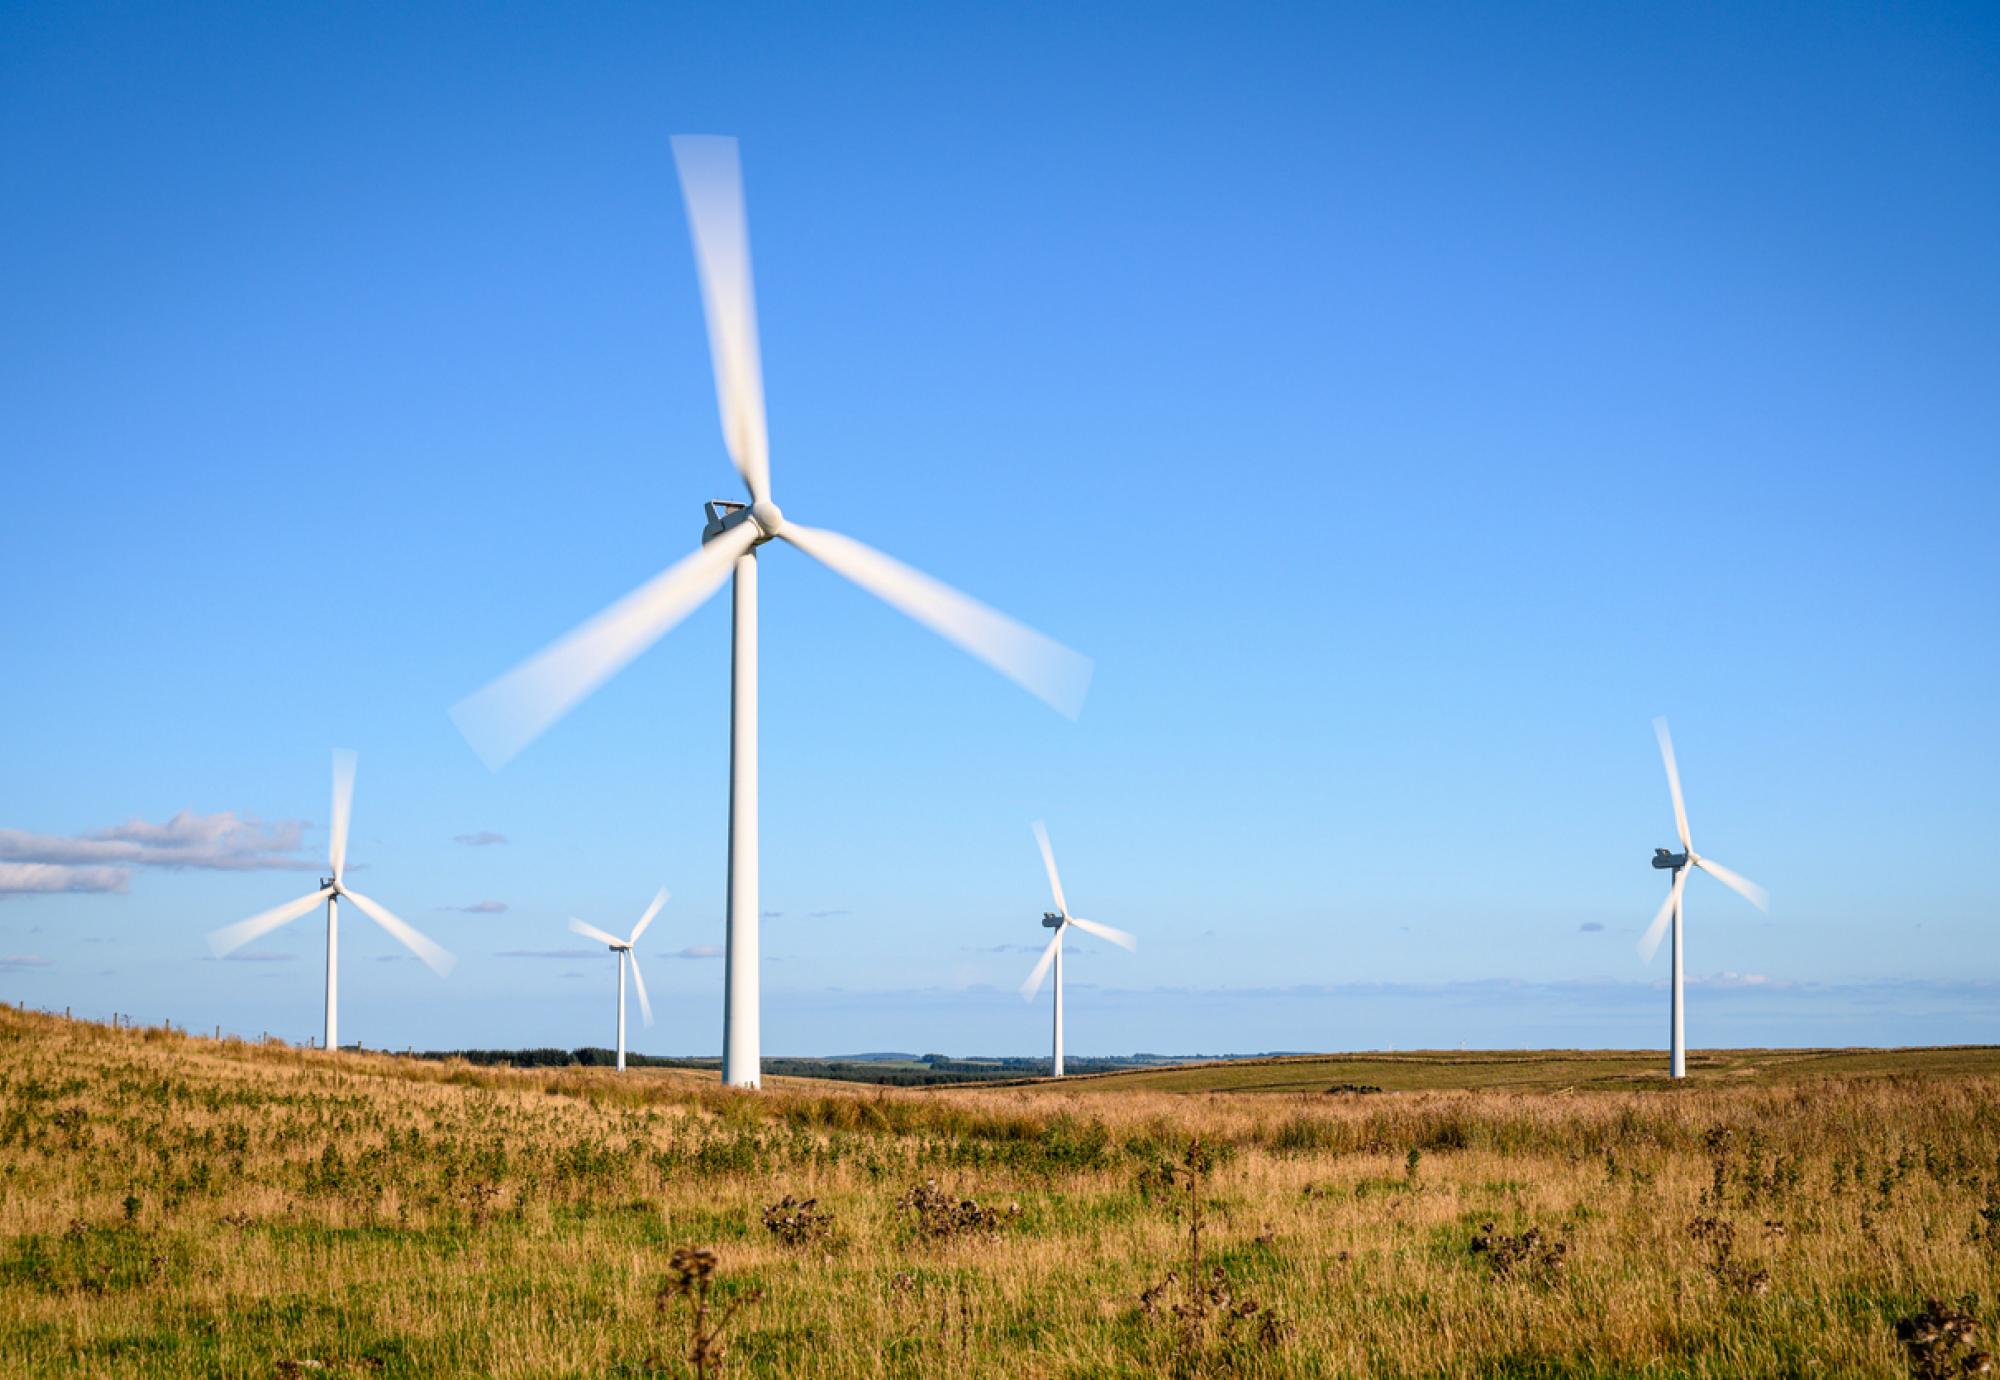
1012,1045,2000,1094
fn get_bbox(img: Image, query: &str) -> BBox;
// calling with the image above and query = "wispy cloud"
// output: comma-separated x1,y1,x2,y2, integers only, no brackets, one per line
220,951,294,963
0,812,313,873
0,954,52,968
673,945,723,960
808,909,850,919
439,900,508,914
1579,921,1606,933
453,831,507,847
497,948,599,960
761,910,784,919
0,862,130,897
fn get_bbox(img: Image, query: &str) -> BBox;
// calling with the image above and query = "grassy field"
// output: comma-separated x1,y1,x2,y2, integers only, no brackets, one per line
3,1009,1997,1376
1016,1045,2000,1095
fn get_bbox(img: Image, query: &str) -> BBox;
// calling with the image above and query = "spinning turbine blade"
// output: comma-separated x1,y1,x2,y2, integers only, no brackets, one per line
451,523,759,770
1067,916,1137,952
568,918,625,949
628,949,655,1027
1695,856,1769,913
1031,820,1069,915
1637,867,1687,964
628,888,669,945
671,134,771,504
1653,717,1692,852
1020,927,1063,999
781,524,1093,718
342,888,457,978
207,887,332,958
328,749,356,883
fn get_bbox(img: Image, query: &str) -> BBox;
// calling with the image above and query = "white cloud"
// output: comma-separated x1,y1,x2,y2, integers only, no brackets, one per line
0,862,129,896
0,811,313,872
1690,970,1782,989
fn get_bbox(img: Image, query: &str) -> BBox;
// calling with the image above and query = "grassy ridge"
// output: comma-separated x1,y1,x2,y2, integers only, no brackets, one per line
2,1009,1997,1376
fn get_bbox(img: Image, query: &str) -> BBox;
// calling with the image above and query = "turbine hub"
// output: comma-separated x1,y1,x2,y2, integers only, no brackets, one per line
749,499,785,539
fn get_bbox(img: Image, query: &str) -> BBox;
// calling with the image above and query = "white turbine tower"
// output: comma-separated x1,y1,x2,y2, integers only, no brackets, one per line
206,750,456,1050
568,888,668,1072
1019,821,1135,1078
1637,718,1768,1079
449,136,1091,1089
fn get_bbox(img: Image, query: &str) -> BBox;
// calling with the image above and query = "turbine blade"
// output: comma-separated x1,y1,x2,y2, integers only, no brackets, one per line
1020,927,1063,1000
628,949,655,1027
329,749,356,884
671,134,771,504
780,524,1092,718
342,888,457,978
1031,820,1069,916
207,887,331,958
1695,856,1769,913
1637,867,1686,964
1653,717,1693,853
450,524,757,770
567,917,624,949
1067,915,1137,952
628,887,669,946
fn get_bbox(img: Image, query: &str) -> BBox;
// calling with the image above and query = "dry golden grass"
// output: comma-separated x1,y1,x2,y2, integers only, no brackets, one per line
2,1007,1996,1376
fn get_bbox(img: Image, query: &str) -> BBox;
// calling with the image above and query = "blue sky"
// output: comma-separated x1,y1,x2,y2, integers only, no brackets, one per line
2,2,1995,1057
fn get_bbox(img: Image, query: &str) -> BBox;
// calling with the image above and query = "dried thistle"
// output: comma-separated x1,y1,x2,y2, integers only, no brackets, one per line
657,1247,762,1379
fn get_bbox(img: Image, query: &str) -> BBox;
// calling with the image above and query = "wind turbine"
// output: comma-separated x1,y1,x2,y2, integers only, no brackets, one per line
206,750,456,1050
1637,718,1768,1079
568,888,668,1071
1019,821,1135,1078
449,136,1092,1089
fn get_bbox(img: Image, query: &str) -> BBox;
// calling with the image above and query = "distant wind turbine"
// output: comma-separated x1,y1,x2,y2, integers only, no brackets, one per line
450,136,1091,1089
206,750,455,1050
1638,718,1768,1078
568,888,668,1072
1020,822,1135,1078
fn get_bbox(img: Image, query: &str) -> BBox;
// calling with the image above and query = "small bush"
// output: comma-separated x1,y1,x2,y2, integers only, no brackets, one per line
761,1194,834,1248
1469,1222,1569,1286
897,1180,1017,1242
1895,1295,1989,1380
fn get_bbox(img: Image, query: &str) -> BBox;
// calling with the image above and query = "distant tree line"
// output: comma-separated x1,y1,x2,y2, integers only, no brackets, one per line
403,1047,1182,1086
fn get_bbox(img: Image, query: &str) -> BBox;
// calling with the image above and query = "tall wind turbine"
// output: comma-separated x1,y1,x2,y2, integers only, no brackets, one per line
449,136,1092,1089
207,750,456,1050
1020,821,1135,1078
568,888,668,1072
1637,718,1768,1078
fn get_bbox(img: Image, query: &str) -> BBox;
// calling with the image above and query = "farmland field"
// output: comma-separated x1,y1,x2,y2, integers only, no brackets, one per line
2,1007,1997,1376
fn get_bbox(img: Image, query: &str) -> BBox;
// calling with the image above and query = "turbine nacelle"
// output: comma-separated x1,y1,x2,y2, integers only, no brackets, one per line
1041,911,1064,928
702,498,786,545
1651,848,1688,871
